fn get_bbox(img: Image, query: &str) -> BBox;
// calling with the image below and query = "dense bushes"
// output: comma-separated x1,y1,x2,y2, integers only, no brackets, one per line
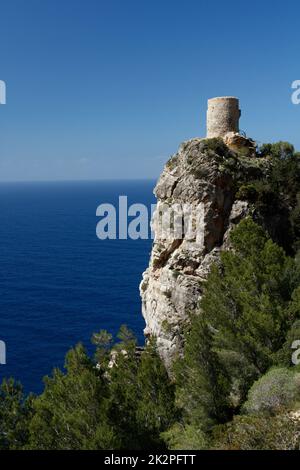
212,413,300,450
242,367,300,416
236,141,300,254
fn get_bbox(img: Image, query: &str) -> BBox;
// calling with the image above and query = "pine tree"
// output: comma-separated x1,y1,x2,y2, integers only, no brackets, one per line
28,343,118,450
135,338,177,447
176,218,300,429
0,378,33,449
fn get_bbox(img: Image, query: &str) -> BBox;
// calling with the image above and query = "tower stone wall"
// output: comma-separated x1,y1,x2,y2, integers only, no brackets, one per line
206,96,240,138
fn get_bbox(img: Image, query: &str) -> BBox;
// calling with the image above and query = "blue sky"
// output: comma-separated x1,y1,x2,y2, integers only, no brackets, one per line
0,0,299,181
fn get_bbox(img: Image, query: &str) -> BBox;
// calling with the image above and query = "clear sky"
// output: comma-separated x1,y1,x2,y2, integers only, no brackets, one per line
0,0,299,181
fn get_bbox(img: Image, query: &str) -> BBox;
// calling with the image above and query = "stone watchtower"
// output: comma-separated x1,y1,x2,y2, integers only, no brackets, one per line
206,96,241,138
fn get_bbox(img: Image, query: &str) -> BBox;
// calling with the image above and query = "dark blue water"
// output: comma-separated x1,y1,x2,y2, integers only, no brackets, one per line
0,180,155,394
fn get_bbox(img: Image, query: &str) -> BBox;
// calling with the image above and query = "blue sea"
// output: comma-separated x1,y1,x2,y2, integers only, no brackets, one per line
0,180,155,394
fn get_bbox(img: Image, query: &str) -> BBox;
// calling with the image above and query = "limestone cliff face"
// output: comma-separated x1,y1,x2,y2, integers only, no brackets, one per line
140,137,271,368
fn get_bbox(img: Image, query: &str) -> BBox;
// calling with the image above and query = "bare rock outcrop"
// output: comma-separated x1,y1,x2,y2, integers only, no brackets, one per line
224,131,256,157
140,138,270,368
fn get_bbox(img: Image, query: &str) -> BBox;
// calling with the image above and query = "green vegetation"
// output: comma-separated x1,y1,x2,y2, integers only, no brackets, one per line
242,367,300,416
174,218,300,441
3,215,300,450
198,137,230,156
2,142,300,450
211,413,300,450
236,142,300,254
26,331,177,450
0,379,33,449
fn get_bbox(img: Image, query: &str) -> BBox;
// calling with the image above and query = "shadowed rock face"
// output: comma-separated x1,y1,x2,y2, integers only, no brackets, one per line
140,138,270,369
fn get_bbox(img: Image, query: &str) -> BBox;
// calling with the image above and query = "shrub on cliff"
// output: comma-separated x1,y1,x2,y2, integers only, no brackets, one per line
212,412,300,450
198,137,230,156
234,141,300,254
242,367,300,416
258,141,297,160
162,423,208,450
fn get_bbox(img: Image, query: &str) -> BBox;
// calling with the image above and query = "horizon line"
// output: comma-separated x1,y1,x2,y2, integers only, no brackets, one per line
0,177,157,184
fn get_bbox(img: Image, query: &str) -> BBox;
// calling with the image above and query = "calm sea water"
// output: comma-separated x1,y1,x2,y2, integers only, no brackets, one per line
0,180,155,393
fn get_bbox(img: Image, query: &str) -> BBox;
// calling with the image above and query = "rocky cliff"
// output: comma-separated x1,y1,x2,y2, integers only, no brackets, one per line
140,137,275,368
